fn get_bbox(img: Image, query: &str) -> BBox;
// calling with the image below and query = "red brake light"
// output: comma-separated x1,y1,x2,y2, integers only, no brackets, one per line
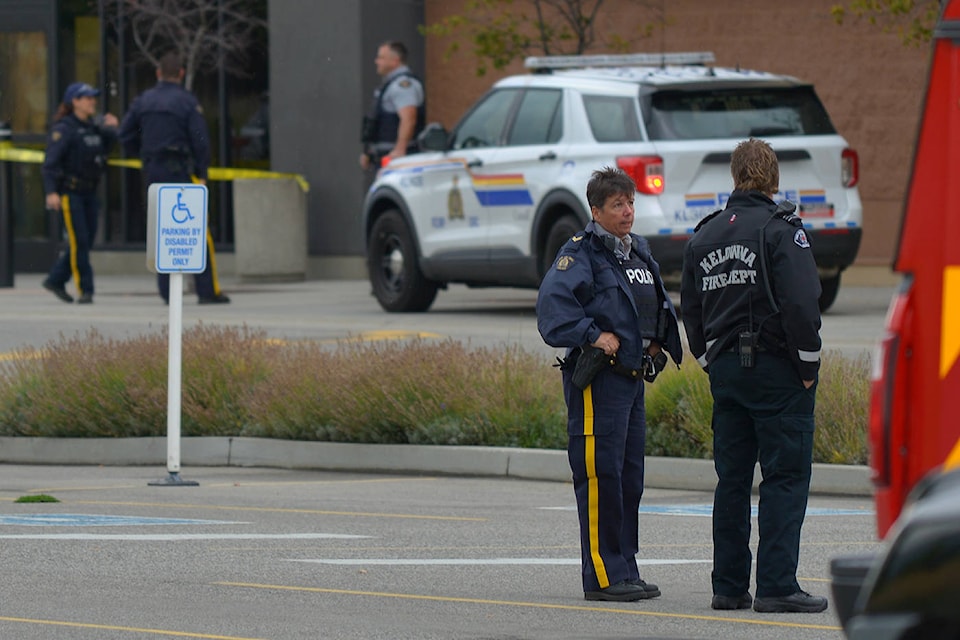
841,148,859,188
380,155,392,168
617,155,664,195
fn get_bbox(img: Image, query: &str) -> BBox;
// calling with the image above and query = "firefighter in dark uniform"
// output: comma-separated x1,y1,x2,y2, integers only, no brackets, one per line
118,51,229,304
41,82,118,304
680,138,828,614
537,167,682,602
359,40,425,171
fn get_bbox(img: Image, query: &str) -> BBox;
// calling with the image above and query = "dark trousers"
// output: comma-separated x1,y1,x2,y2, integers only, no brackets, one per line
563,367,647,592
143,165,221,302
708,352,816,599
47,192,98,296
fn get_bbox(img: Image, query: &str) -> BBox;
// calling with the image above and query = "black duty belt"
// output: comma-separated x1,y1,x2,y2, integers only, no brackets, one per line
610,360,641,380
61,176,97,193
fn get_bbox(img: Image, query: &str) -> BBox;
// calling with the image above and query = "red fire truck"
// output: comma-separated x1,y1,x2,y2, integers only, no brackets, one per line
831,1,960,637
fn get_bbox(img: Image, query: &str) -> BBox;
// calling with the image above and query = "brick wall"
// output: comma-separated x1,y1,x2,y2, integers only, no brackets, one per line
423,0,930,266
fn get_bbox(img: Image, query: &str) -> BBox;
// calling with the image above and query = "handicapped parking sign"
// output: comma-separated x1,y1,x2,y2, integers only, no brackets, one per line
145,183,208,274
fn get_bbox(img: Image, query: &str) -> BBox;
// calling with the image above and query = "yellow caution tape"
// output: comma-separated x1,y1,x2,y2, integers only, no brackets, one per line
0,142,43,163
0,141,309,192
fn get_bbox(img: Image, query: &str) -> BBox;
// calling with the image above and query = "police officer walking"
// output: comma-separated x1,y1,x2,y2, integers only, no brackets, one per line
680,138,827,613
119,51,229,304
359,40,425,171
41,82,118,304
537,167,682,602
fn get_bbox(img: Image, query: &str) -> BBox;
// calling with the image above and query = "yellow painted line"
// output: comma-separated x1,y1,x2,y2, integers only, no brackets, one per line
0,350,43,362
335,330,443,343
0,616,265,639
69,500,486,522
216,582,841,631
30,476,438,493
941,266,960,378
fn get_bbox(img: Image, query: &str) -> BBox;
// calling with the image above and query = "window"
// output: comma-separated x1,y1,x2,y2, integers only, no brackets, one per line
582,95,643,143
0,31,49,136
507,89,562,145
645,86,838,140
451,89,520,149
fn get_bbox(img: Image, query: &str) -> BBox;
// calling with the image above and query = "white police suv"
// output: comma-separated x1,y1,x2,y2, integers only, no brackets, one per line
363,52,861,312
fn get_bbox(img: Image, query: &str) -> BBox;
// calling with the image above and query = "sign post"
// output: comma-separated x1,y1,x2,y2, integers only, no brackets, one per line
145,183,207,487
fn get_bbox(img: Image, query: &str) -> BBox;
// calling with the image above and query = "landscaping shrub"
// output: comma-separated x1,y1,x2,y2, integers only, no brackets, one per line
0,326,869,464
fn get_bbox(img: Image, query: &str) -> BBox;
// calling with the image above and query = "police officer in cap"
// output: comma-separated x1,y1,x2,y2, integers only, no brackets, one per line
119,51,229,305
680,137,827,614
537,166,682,602
41,82,118,304
359,40,425,171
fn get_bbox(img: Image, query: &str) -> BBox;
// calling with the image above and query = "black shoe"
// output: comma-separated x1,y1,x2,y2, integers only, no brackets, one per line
753,590,828,613
712,592,753,610
77,293,93,304
584,580,653,602
627,578,661,597
42,279,73,303
198,293,231,304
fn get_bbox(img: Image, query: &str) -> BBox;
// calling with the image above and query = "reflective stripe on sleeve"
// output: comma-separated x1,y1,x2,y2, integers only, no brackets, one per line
798,349,821,362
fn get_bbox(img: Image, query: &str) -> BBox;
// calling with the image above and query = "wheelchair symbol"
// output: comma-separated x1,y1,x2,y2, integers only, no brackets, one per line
171,192,195,224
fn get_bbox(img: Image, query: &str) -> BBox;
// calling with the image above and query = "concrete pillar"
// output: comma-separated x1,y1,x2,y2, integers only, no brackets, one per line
233,177,307,282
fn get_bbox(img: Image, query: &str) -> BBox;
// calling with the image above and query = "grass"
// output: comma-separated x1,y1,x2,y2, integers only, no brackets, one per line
14,494,60,503
0,325,869,464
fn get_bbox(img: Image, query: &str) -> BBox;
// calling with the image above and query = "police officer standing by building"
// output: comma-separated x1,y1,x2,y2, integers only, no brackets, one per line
680,138,827,614
41,82,118,304
359,40,425,171
119,51,229,304
537,166,682,602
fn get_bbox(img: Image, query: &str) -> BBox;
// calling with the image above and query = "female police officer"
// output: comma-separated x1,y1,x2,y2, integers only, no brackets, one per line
41,82,118,304
537,166,682,601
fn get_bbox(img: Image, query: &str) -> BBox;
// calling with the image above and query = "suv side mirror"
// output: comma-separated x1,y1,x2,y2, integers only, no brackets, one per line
417,123,449,152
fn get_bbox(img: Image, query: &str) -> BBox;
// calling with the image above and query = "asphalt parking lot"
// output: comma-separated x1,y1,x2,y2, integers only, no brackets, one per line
0,464,877,640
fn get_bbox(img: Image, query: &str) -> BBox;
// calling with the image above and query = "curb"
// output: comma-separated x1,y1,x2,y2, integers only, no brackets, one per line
0,437,873,496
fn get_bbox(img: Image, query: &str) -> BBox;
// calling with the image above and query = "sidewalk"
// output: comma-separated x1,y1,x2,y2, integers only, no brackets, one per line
0,436,873,496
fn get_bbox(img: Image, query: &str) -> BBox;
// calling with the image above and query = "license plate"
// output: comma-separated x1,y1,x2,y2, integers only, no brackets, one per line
799,203,834,218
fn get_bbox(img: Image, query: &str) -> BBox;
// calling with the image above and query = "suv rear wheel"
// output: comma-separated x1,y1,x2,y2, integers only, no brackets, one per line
541,214,581,278
819,273,841,313
367,210,439,312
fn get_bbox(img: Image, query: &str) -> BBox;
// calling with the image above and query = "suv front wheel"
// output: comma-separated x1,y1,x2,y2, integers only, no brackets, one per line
367,210,439,312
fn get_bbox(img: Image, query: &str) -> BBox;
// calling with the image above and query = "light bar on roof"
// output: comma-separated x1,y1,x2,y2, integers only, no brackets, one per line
524,52,715,70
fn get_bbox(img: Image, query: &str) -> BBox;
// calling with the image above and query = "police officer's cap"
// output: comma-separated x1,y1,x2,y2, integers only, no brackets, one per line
63,82,100,104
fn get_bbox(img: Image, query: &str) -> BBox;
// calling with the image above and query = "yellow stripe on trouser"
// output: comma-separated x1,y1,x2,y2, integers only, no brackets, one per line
583,384,609,588
206,229,222,296
61,196,82,295
190,176,222,297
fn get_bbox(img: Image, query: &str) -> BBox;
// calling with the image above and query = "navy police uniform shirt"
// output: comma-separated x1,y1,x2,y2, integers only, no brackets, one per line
42,114,117,195
679,189,822,380
118,80,210,181
537,220,682,371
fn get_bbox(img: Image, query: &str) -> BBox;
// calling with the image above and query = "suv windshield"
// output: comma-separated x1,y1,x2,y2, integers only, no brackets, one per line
644,86,837,140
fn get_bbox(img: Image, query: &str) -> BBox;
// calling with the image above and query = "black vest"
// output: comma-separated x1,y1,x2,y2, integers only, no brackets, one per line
621,254,659,339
